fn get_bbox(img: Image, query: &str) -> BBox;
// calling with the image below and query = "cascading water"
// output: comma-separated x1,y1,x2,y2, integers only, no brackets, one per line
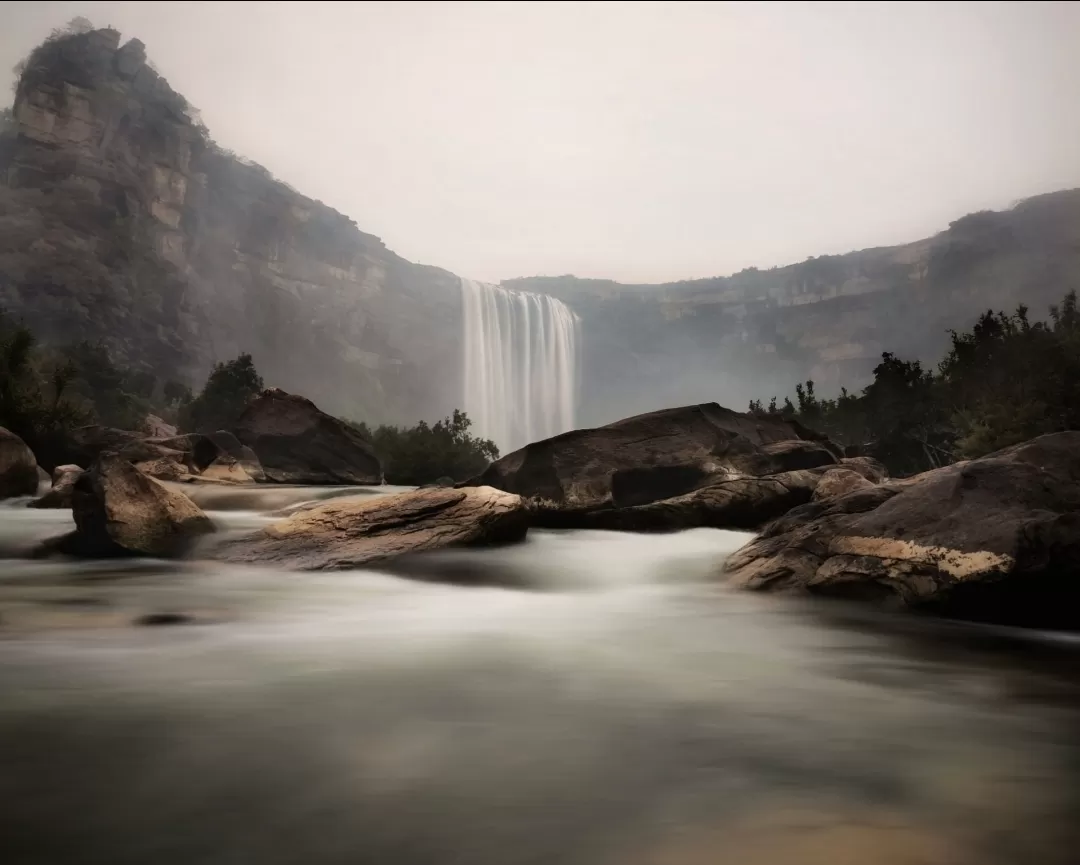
460,278,579,454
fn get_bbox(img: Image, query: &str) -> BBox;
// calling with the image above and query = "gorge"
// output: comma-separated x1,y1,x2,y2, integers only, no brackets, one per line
3,26,1080,438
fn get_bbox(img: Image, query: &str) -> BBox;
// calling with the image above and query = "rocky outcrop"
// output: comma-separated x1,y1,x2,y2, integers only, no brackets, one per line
219,486,526,571
724,432,1080,630
60,454,214,557
470,403,840,530
0,427,40,499
812,467,875,501
28,463,84,508
0,27,462,427
234,388,382,485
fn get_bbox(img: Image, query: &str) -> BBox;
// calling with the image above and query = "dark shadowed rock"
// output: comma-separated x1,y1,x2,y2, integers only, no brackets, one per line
725,432,1080,630
57,455,215,557
199,457,257,484
206,430,265,481
219,486,525,571
140,414,177,438
233,388,382,485
467,403,839,530
0,427,39,499
148,434,221,472
28,464,85,509
68,426,186,468
812,467,876,501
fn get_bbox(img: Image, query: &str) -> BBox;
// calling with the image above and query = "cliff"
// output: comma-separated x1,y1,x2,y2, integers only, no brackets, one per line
508,189,1080,426
0,28,463,426
3,27,1079,433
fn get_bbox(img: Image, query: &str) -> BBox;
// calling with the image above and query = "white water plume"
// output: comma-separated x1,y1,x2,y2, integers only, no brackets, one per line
460,278,579,454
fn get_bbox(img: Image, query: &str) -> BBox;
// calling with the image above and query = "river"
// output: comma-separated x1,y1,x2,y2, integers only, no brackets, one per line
1,485,1077,865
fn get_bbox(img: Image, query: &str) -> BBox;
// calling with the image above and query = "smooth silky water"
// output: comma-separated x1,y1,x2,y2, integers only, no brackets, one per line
0,487,1077,865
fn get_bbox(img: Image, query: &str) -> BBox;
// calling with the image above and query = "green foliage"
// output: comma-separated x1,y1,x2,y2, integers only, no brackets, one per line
750,290,1080,476
352,409,499,485
179,353,263,433
0,312,89,467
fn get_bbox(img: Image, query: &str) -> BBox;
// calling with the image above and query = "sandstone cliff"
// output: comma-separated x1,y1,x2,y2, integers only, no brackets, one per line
509,190,1080,426
0,28,462,426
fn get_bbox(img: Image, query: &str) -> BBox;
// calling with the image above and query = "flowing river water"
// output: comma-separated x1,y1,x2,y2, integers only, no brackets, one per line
1,485,1078,865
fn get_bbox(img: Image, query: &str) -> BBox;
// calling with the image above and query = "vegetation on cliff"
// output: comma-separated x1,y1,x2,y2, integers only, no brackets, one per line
751,290,1080,475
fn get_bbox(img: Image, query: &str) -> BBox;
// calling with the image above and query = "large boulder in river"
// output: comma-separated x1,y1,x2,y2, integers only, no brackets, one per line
62,455,215,557
468,403,840,530
28,464,84,509
219,486,526,570
0,426,39,499
233,388,382,485
724,432,1080,630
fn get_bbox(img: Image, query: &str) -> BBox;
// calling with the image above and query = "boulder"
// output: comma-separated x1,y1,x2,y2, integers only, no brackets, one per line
839,456,888,484
140,414,178,438
219,486,526,570
0,427,40,499
147,434,221,472
233,388,382,485
724,432,1080,630
812,467,875,502
199,456,256,484
135,457,189,482
28,464,85,509
60,454,214,557
467,403,839,530
206,430,265,482
68,425,187,467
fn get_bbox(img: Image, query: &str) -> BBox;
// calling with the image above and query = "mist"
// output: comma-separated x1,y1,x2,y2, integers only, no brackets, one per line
2,1,1079,284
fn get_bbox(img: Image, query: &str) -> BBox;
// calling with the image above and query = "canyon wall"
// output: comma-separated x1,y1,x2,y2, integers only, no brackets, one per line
3,27,1079,433
509,189,1080,426
0,28,463,426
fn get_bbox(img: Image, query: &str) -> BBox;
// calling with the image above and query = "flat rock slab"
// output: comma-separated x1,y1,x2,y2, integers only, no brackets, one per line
725,432,1080,630
218,486,527,571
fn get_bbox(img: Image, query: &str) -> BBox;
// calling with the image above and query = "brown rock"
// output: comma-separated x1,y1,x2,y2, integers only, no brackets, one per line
233,388,382,485
468,403,838,530
724,432,1080,630
839,456,889,484
135,457,188,482
0,427,39,499
28,464,85,508
199,456,256,484
812,467,875,502
140,414,178,438
219,486,526,570
63,454,214,557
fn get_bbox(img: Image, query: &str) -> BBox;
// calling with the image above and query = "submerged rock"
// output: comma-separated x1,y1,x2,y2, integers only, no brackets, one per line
233,388,382,485
219,486,526,570
0,427,40,499
28,464,85,509
57,455,215,557
724,432,1080,630
468,403,841,530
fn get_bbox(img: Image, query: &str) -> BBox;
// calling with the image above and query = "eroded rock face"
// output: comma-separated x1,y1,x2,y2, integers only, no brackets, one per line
219,486,526,571
234,388,382,485
725,433,1080,629
812,467,875,501
0,427,39,499
64,454,214,557
468,403,839,530
28,464,84,509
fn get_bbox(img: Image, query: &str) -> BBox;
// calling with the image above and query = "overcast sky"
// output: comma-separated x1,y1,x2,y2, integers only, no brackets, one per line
2,1,1079,283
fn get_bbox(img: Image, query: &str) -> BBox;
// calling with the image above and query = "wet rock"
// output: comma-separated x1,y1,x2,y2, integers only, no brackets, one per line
60,454,215,557
140,414,177,438
219,486,525,571
233,388,382,485
0,427,40,499
468,403,839,530
725,432,1080,630
28,464,85,509
812,467,875,502
199,457,256,484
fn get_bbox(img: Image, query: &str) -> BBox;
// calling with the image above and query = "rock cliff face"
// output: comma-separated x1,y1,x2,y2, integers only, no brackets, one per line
0,28,462,426
508,190,1080,427
3,28,1079,433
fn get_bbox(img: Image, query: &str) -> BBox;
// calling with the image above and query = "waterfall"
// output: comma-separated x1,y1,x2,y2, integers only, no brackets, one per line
460,278,579,455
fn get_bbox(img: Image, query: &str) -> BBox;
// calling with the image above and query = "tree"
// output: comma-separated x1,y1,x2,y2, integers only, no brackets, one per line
179,353,263,433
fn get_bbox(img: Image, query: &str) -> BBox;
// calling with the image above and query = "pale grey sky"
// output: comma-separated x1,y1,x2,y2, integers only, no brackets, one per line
2,1,1078,283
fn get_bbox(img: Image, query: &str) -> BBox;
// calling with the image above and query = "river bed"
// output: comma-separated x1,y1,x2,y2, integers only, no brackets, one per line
0,486,1077,865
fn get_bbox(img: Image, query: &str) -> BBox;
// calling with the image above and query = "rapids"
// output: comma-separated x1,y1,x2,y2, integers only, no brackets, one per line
0,486,1077,865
